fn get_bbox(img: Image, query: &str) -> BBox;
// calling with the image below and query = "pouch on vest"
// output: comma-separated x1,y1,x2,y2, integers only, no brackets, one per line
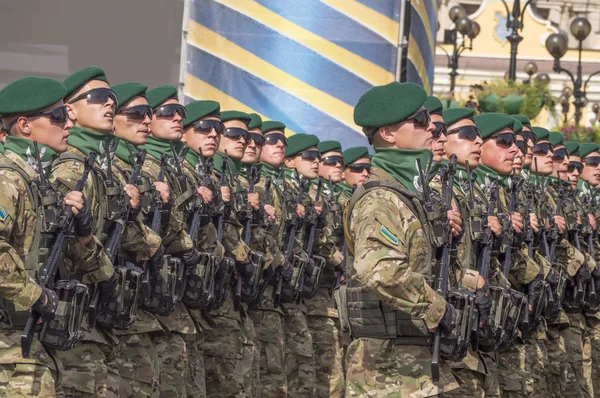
96,262,143,330
208,256,235,311
183,252,218,310
440,289,474,361
141,254,180,316
240,250,266,305
302,255,325,299
279,254,308,304
39,280,89,351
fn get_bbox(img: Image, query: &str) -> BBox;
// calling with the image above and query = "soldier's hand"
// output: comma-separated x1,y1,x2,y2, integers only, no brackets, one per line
32,288,59,322
590,213,597,231
154,181,170,204
510,211,523,233
124,184,140,208
315,202,323,216
448,209,462,237
296,204,306,218
264,204,276,222
220,186,231,203
65,191,94,238
529,213,539,233
554,215,567,234
488,216,502,236
248,192,260,210
577,212,582,226
197,186,213,204
434,302,457,334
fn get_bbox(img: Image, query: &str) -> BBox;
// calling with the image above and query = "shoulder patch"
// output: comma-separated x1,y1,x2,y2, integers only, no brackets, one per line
0,204,9,221
380,224,399,246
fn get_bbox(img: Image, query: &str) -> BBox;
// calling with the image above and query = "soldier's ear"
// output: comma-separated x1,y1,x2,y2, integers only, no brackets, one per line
16,116,33,138
283,157,295,169
377,125,396,146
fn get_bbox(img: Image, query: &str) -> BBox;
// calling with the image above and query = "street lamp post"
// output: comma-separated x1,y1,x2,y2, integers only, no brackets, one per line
501,0,536,81
546,17,600,127
440,5,480,93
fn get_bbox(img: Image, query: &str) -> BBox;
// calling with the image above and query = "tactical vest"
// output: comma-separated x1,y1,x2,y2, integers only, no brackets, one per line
343,176,435,341
0,160,62,328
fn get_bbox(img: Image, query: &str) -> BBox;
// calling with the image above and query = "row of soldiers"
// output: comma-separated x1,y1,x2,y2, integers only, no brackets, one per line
0,66,365,398
2,65,600,398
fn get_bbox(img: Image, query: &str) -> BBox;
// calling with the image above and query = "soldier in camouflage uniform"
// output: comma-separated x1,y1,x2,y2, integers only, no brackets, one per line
53,67,162,398
180,99,228,398
441,107,498,397
336,146,371,207
473,113,541,398
244,117,290,398
307,139,346,398
343,82,460,397
0,77,103,397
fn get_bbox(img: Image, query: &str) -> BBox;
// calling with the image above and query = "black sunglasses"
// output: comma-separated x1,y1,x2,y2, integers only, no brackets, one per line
154,103,187,118
490,132,516,148
223,127,249,142
68,88,118,106
118,105,153,120
520,130,535,144
407,108,431,128
584,156,600,167
516,139,527,155
532,142,553,156
447,125,481,141
552,148,568,161
432,122,447,139
568,161,583,173
321,155,345,167
346,163,371,173
249,132,265,146
193,119,224,134
5,105,70,132
299,150,321,162
264,133,287,146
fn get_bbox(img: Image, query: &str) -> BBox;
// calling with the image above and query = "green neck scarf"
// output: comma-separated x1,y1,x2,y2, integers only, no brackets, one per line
184,147,202,168
370,147,432,192
260,162,282,179
4,136,57,177
0,141,4,154
213,151,241,176
336,181,353,197
113,138,139,165
68,126,119,168
578,178,594,197
143,136,184,161
475,163,507,191
454,164,478,188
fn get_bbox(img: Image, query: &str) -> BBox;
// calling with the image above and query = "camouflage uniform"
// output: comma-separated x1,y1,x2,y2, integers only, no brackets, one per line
344,167,459,397
281,170,316,398
142,137,198,398
51,129,161,398
0,140,107,397
202,151,255,397
306,181,345,398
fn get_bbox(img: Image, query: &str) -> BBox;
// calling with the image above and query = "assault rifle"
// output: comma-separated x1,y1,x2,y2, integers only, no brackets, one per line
22,148,97,357
300,177,325,301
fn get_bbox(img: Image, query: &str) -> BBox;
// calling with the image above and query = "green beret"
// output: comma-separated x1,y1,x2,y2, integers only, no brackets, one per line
63,67,108,99
146,85,178,109
343,146,370,165
317,140,342,155
579,143,600,158
513,119,523,135
531,127,550,142
0,77,66,116
285,134,319,157
111,83,147,110
474,113,515,140
442,108,474,126
564,141,580,157
354,82,426,128
220,110,251,126
423,96,443,115
248,113,262,130
261,121,286,134
548,132,564,147
183,100,220,128
510,114,531,129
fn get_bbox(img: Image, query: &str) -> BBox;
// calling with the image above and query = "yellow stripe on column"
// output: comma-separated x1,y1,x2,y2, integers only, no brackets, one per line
407,36,431,93
184,73,298,136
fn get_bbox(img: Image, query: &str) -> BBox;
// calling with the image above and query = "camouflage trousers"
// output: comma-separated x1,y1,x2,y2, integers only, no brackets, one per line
115,332,159,397
345,338,459,397
497,339,531,397
0,330,62,397
150,331,188,398
251,307,287,398
445,350,487,398
307,315,344,398
202,298,257,397
561,315,594,398
525,336,549,398
480,352,501,397
586,315,600,398
283,306,315,398
545,325,567,398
